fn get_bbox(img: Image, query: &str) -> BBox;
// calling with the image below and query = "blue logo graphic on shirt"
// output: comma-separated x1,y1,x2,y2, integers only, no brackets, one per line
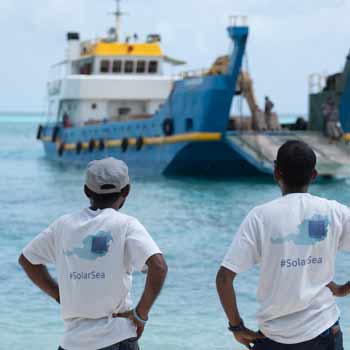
271,214,329,246
64,231,113,261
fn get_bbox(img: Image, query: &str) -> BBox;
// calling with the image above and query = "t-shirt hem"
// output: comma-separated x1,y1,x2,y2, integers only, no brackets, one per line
22,249,42,265
60,331,136,350
221,261,243,274
260,312,340,344
137,248,162,272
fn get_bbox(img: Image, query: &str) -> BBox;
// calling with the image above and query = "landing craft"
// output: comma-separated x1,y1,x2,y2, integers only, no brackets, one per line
37,1,350,177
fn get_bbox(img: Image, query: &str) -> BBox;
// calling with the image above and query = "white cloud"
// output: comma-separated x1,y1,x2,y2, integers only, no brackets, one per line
0,0,349,113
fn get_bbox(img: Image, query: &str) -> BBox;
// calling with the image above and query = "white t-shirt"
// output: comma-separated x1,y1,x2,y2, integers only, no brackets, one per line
222,193,350,344
23,208,161,350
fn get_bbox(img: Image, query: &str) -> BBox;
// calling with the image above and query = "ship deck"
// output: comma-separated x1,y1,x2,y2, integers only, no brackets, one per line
227,131,350,177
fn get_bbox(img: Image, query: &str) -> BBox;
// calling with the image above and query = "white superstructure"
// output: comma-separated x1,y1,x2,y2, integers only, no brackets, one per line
47,1,185,127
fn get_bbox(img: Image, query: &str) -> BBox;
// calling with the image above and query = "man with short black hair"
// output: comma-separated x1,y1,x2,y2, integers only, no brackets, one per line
216,140,349,350
19,157,167,350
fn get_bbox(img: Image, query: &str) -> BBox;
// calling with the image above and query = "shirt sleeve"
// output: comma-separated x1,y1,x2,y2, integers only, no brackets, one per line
22,223,57,265
221,210,261,273
125,218,162,272
338,204,350,252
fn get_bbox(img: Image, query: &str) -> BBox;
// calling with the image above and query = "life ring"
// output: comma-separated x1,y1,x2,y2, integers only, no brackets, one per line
36,125,43,140
52,125,60,142
162,118,174,136
99,139,106,151
136,136,144,151
58,143,65,157
76,141,82,154
89,139,96,152
121,138,129,152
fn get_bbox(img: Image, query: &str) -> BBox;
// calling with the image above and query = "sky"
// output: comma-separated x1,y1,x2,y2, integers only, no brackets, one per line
0,0,349,114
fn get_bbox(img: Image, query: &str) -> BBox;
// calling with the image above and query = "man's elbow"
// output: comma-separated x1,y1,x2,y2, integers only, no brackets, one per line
148,254,168,279
18,254,37,271
216,266,235,289
18,254,27,267
156,255,168,279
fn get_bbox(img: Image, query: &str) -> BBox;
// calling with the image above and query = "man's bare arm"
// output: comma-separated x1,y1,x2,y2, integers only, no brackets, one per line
216,266,263,349
216,266,241,325
116,253,167,339
136,253,168,319
18,254,60,303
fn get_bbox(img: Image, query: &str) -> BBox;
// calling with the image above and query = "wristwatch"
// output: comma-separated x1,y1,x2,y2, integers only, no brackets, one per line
228,318,246,332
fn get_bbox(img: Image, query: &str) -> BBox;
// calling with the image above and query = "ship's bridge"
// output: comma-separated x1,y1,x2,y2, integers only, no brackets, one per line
46,1,186,126
47,31,186,127
72,36,165,76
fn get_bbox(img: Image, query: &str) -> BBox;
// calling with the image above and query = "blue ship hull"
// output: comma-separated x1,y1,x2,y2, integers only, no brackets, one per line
42,136,264,177
39,26,266,177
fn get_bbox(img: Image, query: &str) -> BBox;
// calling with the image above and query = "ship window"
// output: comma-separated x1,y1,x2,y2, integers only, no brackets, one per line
80,63,92,75
92,103,97,110
86,63,92,75
113,60,122,73
148,61,158,73
119,107,131,116
136,61,146,73
100,60,110,73
125,61,134,73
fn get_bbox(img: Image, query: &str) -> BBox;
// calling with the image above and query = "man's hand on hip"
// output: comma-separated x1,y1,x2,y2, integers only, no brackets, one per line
114,310,146,339
233,328,265,350
327,281,350,297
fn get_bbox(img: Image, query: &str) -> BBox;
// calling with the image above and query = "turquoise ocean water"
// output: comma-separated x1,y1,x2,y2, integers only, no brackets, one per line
1,115,350,350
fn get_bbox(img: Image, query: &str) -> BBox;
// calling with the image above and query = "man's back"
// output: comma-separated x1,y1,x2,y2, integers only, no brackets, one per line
222,193,350,344
23,207,161,350
20,157,167,350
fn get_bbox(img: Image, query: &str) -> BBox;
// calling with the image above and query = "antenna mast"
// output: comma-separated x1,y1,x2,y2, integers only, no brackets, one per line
114,0,124,42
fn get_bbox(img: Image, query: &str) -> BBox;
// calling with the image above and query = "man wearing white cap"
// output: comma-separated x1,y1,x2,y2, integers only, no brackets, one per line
19,157,168,350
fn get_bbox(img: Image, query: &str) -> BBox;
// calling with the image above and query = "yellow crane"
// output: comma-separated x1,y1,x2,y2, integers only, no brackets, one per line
208,55,281,131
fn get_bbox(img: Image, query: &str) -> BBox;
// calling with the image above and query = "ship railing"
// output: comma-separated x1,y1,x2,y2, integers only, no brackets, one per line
176,68,209,79
308,73,326,94
47,79,62,96
80,37,104,55
229,15,248,27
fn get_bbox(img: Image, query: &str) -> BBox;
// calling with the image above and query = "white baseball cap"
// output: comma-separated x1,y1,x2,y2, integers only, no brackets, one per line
85,157,130,194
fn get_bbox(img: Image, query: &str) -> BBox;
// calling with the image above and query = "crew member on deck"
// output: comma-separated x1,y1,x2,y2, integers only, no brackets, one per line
63,112,72,128
322,98,343,142
264,96,274,129
216,140,349,350
19,157,168,350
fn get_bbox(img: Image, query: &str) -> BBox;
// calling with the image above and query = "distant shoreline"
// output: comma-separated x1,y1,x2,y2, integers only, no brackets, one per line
0,112,305,118
0,111,45,116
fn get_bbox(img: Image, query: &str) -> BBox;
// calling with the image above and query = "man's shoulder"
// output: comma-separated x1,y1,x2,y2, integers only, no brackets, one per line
97,209,144,232
55,210,84,224
250,197,285,216
252,194,349,220
101,209,138,224
304,194,349,214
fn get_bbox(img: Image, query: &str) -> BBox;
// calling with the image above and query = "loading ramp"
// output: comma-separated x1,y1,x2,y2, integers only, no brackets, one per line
227,131,350,177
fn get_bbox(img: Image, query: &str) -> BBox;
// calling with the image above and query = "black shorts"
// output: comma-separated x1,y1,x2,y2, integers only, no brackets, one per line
58,337,139,350
253,324,343,350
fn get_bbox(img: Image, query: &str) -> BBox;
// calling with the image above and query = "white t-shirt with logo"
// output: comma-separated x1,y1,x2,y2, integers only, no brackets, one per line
222,193,350,344
23,208,162,350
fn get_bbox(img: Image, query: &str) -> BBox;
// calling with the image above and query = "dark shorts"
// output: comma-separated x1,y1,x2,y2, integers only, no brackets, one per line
253,325,343,350
58,337,140,350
